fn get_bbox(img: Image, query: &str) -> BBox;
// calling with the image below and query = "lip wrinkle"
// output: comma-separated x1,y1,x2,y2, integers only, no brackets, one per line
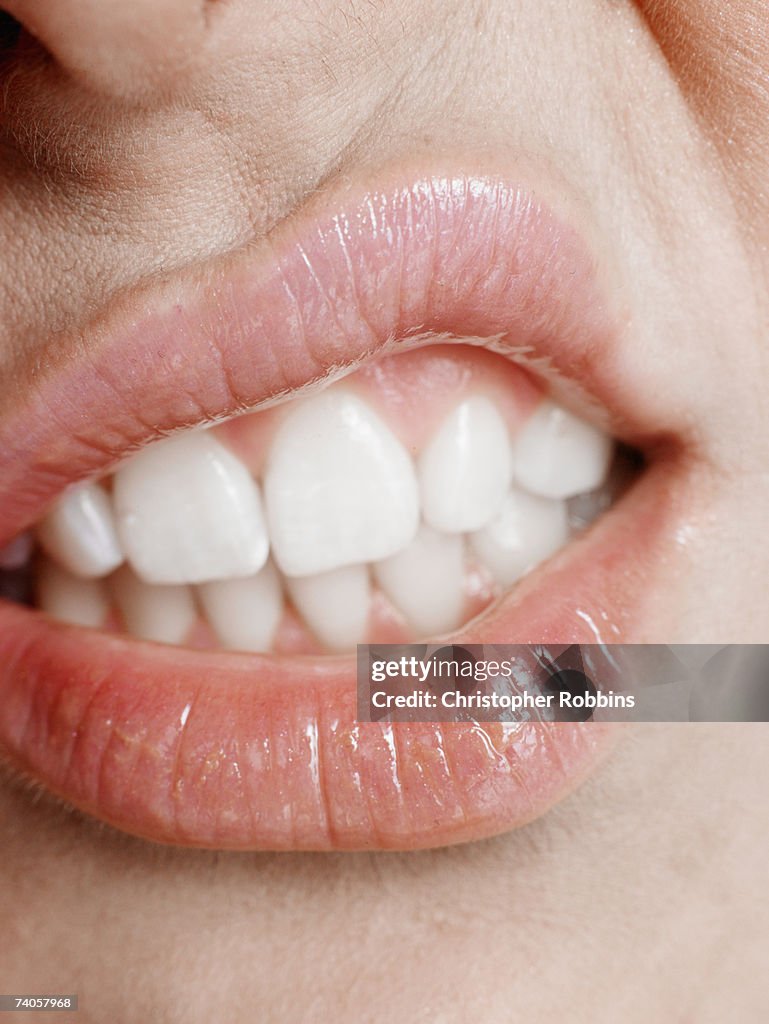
169,688,197,841
432,721,471,833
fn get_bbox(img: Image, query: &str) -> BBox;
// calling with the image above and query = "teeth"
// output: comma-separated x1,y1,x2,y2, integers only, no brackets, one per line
512,400,613,499
37,482,123,579
418,396,512,532
264,390,419,577
374,525,464,636
110,565,196,644
114,432,269,585
567,448,636,531
567,488,612,532
198,561,283,652
37,558,110,628
470,486,569,586
0,533,33,571
29,362,626,652
287,564,370,652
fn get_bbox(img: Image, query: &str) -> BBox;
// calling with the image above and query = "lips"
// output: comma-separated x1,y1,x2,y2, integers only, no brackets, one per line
0,167,688,849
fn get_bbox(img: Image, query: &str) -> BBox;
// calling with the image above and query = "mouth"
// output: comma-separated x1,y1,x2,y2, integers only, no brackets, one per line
0,166,689,850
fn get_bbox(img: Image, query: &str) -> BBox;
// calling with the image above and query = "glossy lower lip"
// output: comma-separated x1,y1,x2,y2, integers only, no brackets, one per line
0,164,687,849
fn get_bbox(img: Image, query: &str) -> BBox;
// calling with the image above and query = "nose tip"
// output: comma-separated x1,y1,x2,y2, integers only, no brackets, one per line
1,0,214,101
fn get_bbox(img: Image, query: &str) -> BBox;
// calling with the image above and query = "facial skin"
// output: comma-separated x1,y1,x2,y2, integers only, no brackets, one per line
1,1,768,1020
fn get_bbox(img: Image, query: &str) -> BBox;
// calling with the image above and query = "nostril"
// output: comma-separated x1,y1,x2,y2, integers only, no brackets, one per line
0,9,55,89
0,11,21,51
0,0,215,105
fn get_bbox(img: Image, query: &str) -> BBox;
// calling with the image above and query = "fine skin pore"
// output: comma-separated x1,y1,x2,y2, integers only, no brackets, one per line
1,0,769,1021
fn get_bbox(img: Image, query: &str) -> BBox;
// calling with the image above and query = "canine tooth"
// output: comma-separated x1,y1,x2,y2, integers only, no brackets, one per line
110,565,196,644
470,487,569,586
114,432,268,585
512,400,613,499
418,396,512,532
37,482,123,578
264,390,419,577
198,561,283,652
374,525,464,636
38,559,109,628
287,564,370,652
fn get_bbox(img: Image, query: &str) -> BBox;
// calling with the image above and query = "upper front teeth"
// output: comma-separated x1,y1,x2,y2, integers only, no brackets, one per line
31,367,619,651
264,390,420,577
418,396,513,532
113,431,269,585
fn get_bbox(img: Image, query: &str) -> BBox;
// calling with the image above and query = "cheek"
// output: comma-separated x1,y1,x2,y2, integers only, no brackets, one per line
636,1,769,164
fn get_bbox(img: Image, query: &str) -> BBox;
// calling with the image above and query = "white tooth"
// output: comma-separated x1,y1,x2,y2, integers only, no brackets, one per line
264,390,419,577
374,525,464,636
114,432,269,585
418,396,513,533
110,565,196,645
198,561,283,652
38,558,109,628
512,400,613,499
287,564,370,652
470,486,569,586
37,482,123,579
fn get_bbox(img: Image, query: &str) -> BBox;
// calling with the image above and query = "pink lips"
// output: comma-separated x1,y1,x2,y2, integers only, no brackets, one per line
0,169,686,849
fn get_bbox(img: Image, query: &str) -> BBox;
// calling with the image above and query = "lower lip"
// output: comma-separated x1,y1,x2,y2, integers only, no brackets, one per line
0,461,674,849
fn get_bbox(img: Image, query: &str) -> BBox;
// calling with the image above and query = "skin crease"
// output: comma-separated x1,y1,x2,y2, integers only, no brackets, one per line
0,0,768,1019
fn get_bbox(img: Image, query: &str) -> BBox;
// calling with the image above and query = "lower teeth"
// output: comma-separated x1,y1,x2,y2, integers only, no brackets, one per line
0,346,633,654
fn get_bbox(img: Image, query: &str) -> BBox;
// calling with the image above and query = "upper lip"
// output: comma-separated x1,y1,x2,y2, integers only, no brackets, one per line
0,167,662,545
0,163,690,850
